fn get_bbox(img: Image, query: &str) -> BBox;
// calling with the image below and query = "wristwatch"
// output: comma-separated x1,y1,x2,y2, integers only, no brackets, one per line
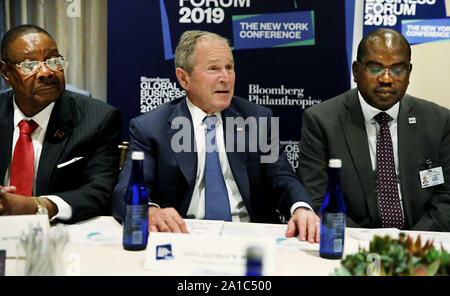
31,196,48,215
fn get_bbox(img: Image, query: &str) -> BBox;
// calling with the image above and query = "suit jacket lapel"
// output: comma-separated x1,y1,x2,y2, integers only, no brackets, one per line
340,89,380,225
36,92,74,195
397,96,418,228
222,106,252,219
0,91,14,183
167,98,197,215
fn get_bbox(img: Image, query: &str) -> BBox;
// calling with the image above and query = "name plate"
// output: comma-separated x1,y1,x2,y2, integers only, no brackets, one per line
144,232,275,275
0,215,50,258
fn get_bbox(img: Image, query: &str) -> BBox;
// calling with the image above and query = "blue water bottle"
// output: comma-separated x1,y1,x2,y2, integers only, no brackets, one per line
319,159,346,259
123,151,149,251
245,246,263,276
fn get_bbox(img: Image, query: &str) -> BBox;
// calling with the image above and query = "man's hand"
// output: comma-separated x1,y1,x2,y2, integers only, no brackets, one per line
0,186,57,217
285,207,320,243
0,190,37,215
148,206,189,234
0,185,16,195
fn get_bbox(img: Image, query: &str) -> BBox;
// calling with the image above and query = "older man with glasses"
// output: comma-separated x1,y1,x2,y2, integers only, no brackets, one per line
297,28,450,231
0,24,121,223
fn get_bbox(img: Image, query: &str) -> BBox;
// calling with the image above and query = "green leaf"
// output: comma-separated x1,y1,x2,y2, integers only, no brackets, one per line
331,266,352,276
354,262,367,276
355,253,365,262
380,255,393,264
394,261,409,274
427,259,441,276
412,256,422,266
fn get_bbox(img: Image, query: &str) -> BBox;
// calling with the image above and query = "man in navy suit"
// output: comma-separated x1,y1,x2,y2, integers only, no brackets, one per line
112,30,320,243
0,25,121,223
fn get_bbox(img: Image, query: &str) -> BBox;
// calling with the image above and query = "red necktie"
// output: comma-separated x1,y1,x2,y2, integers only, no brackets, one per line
374,112,404,229
10,120,39,196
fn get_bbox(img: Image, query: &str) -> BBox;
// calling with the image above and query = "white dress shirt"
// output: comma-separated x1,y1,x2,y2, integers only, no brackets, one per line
185,98,250,222
358,91,404,214
3,98,72,220
185,98,312,222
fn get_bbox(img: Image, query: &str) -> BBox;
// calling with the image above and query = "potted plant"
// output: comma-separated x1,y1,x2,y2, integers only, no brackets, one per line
332,233,450,276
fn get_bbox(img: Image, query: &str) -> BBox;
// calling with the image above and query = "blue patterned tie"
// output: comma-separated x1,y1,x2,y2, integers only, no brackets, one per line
204,115,232,221
374,112,404,229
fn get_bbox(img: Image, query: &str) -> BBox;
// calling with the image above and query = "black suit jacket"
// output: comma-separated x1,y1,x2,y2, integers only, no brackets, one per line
0,90,121,223
112,96,312,223
297,89,450,231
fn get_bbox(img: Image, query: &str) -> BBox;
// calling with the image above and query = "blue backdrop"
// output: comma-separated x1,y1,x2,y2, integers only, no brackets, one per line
107,0,351,169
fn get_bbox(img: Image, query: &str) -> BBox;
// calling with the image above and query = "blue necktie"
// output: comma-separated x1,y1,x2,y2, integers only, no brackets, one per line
204,115,232,221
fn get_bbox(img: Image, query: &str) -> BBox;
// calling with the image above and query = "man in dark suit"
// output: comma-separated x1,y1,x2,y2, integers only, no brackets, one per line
297,28,450,231
112,30,320,243
0,25,121,223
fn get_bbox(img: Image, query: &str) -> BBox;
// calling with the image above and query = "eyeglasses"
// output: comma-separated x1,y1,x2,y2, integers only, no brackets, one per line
359,62,410,79
6,56,66,74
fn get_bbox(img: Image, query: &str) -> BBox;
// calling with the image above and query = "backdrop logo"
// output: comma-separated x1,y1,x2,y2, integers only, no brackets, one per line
282,140,300,170
232,10,315,50
160,0,252,60
179,0,251,24
248,84,321,109
402,18,450,45
140,77,185,113
156,244,174,260
364,0,437,27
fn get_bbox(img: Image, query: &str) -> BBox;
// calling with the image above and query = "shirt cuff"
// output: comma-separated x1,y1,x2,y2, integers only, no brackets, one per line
40,195,73,221
290,202,314,217
148,202,160,208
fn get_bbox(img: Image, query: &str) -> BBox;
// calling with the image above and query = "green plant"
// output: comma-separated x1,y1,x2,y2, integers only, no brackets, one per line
332,233,450,276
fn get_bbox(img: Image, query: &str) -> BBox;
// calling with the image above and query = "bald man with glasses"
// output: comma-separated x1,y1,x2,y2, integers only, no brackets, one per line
297,28,450,231
0,24,121,223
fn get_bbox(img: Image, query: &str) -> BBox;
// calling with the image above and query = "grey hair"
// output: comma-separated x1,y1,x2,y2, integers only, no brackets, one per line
174,30,230,73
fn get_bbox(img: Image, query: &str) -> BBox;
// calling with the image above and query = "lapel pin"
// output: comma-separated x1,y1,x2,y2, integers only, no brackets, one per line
54,130,65,139
408,117,416,124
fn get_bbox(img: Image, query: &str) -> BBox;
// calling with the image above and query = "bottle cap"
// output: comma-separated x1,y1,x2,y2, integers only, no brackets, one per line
329,158,342,168
246,245,263,260
131,151,144,160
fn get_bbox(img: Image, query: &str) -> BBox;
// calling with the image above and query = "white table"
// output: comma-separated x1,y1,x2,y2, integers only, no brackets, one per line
5,216,449,276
